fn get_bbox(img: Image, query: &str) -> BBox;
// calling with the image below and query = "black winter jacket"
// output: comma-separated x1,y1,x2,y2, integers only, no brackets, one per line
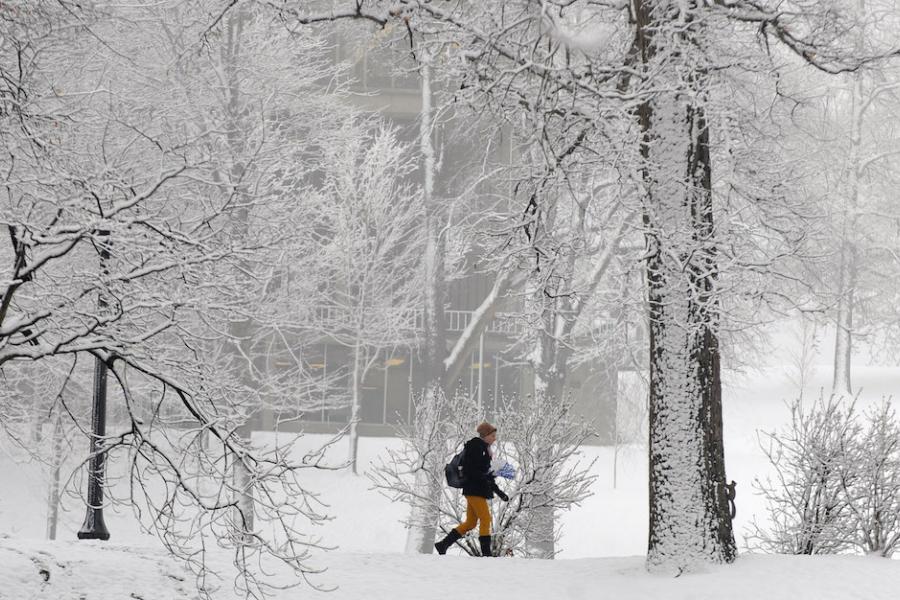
461,436,502,499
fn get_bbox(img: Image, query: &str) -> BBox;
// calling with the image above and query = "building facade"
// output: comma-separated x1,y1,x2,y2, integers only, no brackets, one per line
255,25,626,443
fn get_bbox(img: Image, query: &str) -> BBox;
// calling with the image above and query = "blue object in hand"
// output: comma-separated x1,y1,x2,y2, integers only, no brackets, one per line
497,463,516,480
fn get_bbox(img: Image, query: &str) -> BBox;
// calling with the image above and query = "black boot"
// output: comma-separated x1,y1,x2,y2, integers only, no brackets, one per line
434,529,462,555
479,535,492,557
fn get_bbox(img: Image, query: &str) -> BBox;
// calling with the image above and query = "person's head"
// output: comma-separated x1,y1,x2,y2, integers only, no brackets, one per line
477,421,497,445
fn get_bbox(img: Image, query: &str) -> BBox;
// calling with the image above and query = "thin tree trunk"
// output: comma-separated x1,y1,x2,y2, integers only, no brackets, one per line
832,70,864,397
222,6,257,545
526,324,559,559
405,55,447,554
349,342,362,475
832,241,855,396
46,412,64,540
233,458,255,543
523,203,631,558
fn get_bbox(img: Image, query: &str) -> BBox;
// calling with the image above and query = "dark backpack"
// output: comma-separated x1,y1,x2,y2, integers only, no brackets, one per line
445,444,467,488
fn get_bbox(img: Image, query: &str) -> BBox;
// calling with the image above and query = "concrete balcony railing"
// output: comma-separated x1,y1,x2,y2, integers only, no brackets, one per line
306,305,525,336
305,305,627,340
444,309,523,335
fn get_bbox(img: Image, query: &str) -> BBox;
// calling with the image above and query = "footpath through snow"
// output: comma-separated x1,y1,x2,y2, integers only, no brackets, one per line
1,537,898,600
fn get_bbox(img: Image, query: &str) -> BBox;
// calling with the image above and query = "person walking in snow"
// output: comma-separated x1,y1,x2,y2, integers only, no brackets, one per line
434,421,509,557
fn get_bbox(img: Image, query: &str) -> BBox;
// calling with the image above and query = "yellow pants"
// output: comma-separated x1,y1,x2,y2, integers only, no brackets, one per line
454,495,492,537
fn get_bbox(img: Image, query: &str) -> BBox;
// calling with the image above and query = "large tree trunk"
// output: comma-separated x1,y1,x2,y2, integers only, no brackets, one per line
635,0,736,571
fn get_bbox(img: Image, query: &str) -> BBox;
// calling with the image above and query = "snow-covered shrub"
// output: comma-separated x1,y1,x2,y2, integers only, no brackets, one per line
369,391,595,557
368,389,478,552
488,393,597,558
845,400,900,557
749,394,862,554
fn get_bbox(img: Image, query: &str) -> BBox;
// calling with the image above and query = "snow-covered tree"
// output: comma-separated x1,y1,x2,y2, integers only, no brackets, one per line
803,47,900,394
0,2,362,595
508,155,636,557
310,124,425,474
275,0,900,570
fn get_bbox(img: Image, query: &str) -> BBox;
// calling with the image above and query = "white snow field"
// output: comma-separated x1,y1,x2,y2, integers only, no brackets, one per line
1,365,899,599
1,539,898,600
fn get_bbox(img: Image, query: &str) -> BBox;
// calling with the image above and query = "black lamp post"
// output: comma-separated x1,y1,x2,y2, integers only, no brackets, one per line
78,230,111,541
77,353,111,540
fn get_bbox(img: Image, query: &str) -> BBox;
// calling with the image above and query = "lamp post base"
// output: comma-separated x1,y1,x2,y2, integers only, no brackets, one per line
77,510,110,541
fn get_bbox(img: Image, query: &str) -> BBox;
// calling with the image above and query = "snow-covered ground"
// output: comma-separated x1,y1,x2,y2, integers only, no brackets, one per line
0,537,193,600
1,364,899,598
2,538,898,600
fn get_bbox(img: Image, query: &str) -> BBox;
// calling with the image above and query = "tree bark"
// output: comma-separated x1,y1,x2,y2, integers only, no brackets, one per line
634,0,736,571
